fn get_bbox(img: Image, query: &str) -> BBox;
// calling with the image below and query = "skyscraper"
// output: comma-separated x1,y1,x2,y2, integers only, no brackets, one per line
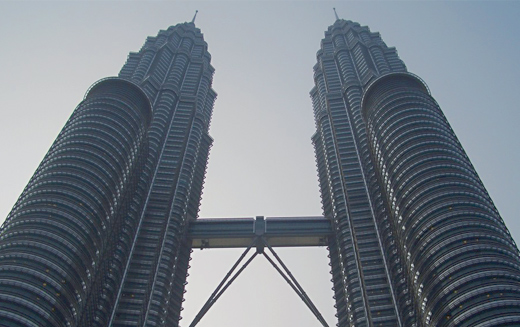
312,17,520,326
1,12,520,327
0,20,216,327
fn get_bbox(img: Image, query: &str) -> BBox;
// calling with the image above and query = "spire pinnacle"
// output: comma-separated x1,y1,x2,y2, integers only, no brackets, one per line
333,8,340,21
191,10,198,24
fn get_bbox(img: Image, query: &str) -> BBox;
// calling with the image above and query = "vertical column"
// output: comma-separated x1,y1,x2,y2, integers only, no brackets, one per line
111,22,216,327
313,20,407,327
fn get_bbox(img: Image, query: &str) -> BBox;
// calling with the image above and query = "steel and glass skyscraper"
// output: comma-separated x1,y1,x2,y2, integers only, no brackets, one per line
2,14,520,327
312,17,520,327
0,20,215,327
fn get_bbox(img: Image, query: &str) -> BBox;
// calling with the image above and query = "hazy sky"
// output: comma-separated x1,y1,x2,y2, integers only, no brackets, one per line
0,1,519,326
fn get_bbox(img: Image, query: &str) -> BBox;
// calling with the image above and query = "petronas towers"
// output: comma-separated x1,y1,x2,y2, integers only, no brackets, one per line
1,15,520,327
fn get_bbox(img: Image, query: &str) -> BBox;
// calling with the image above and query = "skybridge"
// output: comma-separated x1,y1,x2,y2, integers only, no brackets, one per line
186,216,334,327
188,216,332,249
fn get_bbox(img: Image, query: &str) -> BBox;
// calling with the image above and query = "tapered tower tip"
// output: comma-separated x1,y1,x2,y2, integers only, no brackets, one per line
191,10,198,23
333,8,340,21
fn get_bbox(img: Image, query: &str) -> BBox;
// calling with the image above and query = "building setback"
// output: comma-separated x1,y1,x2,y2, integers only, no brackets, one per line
312,18,520,326
0,21,215,327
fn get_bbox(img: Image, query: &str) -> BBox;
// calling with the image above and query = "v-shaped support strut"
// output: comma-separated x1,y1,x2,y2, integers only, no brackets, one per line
188,235,329,327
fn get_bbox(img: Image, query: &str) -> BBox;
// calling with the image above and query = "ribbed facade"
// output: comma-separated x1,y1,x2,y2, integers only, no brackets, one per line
312,19,520,327
362,73,520,327
110,21,215,327
0,21,215,327
0,78,151,327
2,15,520,327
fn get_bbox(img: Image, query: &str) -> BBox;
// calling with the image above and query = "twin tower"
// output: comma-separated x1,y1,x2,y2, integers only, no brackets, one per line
1,18,520,327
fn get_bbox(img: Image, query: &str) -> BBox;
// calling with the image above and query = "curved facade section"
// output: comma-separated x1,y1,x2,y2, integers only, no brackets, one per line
362,73,520,326
0,21,216,327
0,78,150,327
85,77,152,127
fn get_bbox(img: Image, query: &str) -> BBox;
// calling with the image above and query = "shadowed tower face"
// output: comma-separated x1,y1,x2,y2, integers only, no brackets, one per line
0,21,216,327
312,18,520,327
111,21,216,327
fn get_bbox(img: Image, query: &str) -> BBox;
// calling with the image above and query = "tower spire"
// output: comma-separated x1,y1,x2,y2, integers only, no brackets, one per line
333,8,339,21
191,10,198,24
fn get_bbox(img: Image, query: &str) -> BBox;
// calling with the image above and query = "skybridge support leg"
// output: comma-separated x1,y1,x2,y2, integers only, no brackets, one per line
189,238,258,327
188,233,330,327
262,238,329,327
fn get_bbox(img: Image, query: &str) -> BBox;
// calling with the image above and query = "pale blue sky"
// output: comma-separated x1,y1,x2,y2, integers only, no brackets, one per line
0,1,519,326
